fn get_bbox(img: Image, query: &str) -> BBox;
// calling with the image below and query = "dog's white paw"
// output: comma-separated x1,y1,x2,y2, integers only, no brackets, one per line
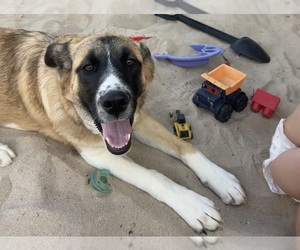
208,165,246,205
190,236,219,247
170,185,222,232
0,143,16,167
184,153,246,205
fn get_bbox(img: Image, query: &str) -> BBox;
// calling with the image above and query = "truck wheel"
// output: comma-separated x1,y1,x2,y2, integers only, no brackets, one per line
215,104,233,122
233,92,248,112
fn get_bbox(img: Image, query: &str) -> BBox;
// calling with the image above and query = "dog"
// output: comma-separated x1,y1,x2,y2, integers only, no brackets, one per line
0,27,245,233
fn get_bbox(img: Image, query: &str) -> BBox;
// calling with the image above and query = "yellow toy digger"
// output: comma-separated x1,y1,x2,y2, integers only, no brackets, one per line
171,110,193,140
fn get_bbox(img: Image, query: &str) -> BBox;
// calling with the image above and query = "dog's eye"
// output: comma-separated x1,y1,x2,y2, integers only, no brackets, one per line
83,64,94,72
126,59,135,66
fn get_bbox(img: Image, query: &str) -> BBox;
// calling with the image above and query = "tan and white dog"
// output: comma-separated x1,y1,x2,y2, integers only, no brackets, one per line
0,28,245,232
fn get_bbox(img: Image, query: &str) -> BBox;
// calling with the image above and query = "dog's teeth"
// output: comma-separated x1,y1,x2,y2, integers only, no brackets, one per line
107,134,131,149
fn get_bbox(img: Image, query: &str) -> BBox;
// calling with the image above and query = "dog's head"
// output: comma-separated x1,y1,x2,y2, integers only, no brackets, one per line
44,35,154,155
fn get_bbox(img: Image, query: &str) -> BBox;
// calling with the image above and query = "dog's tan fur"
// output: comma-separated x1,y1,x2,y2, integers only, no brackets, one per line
0,28,245,232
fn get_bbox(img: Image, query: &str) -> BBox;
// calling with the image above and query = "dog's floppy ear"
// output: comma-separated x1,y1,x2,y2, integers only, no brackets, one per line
139,42,152,61
44,42,72,70
139,42,154,81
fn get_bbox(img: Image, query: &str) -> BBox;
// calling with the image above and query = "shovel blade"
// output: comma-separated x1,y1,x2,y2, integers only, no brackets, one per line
230,37,270,63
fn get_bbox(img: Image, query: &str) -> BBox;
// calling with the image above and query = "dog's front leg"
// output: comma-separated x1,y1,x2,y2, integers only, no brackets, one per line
79,144,222,232
133,110,246,205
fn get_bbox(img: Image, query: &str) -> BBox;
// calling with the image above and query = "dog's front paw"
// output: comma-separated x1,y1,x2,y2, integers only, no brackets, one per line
184,153,246,205
0,143,16,167
209,165,245,205
170,186,222,233
190,236,219,247
201,164,246,206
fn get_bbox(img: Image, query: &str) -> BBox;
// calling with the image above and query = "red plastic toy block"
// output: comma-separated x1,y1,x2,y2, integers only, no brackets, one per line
251,88,280,118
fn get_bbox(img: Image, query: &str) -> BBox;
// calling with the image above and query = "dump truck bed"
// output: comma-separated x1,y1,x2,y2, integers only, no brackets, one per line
201,64,247,95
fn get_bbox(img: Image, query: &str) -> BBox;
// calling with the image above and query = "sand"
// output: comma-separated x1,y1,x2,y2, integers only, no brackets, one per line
0,12,300,244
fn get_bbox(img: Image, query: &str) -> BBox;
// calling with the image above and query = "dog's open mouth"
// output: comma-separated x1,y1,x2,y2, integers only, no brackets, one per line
100,119,132,155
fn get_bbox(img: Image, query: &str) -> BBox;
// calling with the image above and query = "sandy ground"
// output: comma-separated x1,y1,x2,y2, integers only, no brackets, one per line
0,13,300,242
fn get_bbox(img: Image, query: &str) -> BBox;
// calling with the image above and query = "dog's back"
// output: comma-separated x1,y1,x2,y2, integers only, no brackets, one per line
0,28,55,131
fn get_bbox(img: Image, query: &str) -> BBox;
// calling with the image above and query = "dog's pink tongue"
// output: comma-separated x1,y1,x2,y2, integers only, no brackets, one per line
101,119,132,148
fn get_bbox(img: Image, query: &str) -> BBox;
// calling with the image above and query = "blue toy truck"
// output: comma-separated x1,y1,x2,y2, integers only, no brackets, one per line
192,64,248,122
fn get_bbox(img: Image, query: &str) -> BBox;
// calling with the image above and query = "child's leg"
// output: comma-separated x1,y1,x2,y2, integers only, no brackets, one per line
270,148,300,236
270,148,300,201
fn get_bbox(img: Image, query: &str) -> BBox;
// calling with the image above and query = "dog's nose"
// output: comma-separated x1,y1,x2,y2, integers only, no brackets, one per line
100,91,129,116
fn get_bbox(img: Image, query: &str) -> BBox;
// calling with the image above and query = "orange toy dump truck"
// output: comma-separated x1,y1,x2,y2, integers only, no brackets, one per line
192,64,248,122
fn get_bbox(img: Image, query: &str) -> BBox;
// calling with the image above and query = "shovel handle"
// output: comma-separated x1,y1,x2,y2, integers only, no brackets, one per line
154,0,207,14
157,14,238,44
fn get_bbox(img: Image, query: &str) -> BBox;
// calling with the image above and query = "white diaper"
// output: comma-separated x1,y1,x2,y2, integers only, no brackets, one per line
263,119,298,197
